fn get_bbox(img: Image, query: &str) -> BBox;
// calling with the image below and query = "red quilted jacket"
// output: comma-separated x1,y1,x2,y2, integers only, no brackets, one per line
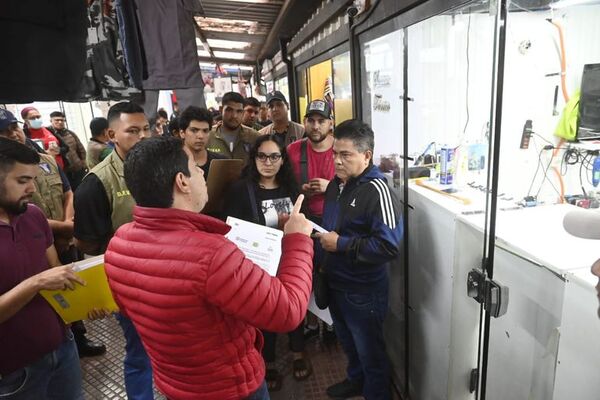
104,206,313,400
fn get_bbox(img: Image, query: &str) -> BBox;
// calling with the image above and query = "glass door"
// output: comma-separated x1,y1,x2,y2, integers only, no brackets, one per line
484,0,600,398
405,2,500,399
360,25,408,396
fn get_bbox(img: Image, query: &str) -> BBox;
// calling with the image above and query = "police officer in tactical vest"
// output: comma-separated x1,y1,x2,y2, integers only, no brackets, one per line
74,101,153,400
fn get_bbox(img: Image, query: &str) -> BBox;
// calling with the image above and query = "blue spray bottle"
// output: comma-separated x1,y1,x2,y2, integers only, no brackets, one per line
593,156,600,187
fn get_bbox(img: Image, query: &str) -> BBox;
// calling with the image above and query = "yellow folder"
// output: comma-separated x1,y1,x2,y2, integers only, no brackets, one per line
39,255,119,324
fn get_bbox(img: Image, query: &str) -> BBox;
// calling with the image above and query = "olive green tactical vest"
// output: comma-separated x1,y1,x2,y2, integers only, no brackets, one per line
31,154,64,221
90,151,135,234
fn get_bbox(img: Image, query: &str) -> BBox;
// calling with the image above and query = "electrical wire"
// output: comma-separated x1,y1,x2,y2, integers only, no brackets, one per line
535,150,562,199
548,19,569,202
531,132,554,146
527,143,544,196
462,12,472,136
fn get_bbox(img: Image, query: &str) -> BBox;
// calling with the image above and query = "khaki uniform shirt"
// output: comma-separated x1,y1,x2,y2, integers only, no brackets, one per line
207,125,259,165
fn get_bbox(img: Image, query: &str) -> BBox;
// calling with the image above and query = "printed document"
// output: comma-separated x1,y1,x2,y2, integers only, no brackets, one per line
225,216,283,276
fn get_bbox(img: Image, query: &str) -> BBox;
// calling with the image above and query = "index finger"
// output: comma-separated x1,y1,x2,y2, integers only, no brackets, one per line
291,194,304,215
67,271,87,287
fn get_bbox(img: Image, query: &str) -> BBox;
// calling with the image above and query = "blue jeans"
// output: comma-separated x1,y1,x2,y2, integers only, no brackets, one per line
115,313,154,400
329,287,391,400
245,380,270,400
0,330,83,400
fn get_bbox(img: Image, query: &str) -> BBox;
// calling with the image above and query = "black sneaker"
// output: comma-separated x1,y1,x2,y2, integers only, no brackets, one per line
76,338,106,358
326,379,363,399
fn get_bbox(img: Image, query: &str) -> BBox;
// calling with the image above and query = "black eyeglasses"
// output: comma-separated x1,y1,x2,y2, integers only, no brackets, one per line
256,152,282,163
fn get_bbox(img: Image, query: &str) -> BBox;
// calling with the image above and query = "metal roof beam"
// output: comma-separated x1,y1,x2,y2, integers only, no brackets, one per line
202,31,266,43
257,0,296,61
197,56,255,65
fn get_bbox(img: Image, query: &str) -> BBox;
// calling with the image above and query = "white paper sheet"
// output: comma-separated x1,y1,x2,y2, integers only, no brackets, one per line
225,216,283,276
308,294,333,325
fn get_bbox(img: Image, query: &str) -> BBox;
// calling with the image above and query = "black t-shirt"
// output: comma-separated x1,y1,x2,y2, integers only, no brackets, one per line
223,179,295,228
201,150,227,179
256,186,293,228
73,174,111,246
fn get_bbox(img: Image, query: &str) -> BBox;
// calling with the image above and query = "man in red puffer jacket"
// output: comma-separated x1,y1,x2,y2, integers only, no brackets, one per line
104,136,314,400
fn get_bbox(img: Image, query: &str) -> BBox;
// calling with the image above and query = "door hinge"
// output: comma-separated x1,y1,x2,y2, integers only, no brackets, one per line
467,268,509,318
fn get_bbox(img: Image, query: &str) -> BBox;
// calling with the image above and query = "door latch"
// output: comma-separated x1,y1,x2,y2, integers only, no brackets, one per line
467,268,509,318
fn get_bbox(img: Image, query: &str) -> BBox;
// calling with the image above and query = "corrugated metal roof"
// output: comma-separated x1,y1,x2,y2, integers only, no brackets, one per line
195,0,323,66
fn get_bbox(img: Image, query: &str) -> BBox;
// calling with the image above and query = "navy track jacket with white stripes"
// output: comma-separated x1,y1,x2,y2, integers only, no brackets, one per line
320,164,403,292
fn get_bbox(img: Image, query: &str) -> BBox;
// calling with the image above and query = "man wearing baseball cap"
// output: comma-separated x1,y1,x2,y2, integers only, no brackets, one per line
287,100,335,223
259,91,304,147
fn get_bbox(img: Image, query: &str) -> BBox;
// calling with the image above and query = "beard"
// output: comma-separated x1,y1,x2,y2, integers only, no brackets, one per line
308,132,328,144
0,188,30,215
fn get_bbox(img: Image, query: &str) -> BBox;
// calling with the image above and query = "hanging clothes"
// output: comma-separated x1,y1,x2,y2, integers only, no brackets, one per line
0,0,87,102
135,0,205,90
74,0,141,101
114,0,147,89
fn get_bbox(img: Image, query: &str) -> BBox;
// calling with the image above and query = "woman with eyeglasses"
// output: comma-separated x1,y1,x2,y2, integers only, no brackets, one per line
223,134,313,391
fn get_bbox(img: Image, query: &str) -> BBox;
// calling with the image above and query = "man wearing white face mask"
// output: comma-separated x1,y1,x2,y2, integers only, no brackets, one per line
20,107,65,169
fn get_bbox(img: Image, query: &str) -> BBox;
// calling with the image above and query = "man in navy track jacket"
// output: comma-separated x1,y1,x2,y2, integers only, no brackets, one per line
315,119,403,400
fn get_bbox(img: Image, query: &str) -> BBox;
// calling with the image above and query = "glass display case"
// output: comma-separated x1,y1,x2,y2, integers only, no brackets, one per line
358,0,600,398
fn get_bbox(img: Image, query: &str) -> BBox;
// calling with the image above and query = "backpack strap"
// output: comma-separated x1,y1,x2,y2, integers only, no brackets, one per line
300,139,309,184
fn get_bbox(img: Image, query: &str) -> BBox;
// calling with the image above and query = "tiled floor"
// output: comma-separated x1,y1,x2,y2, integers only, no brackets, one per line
80,318,362,399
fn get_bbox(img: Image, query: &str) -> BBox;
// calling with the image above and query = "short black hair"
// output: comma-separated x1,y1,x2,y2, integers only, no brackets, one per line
244,97,260,108
124,136,190,208
50,111,65,119
0,137,40,179
334,119,375,154
168,118,180,135
156,109,168,120
222,92,245,107
179,106,213,131
107,102,145,127
90,117,109,137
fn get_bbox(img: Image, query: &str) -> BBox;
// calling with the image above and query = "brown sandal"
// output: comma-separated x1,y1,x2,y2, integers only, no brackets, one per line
266,368,282,391
292,358,313,381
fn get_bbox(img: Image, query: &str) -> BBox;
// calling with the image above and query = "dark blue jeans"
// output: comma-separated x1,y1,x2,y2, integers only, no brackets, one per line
245,380,269,400
329,287,391,400
115,313,154,400
0,330,83,400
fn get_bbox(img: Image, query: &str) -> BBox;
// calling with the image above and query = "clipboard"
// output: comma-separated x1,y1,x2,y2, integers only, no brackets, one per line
39,255,119,324
203,159,244,214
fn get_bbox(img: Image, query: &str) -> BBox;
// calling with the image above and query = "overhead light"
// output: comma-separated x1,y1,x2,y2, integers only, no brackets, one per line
197,50,210,57
214,51,247,60
207,39,251,50
198,62,254,71
222,64,254,71
550,0,600,8
222,0,271,3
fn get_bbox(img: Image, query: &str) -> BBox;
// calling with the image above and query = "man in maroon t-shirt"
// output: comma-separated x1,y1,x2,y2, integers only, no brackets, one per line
0,137,85,399
287,100,335,223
